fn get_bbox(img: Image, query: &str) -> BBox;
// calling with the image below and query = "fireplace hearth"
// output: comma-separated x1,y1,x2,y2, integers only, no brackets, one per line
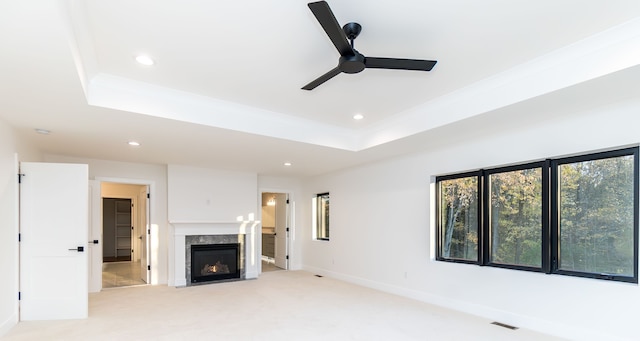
190,243,240,284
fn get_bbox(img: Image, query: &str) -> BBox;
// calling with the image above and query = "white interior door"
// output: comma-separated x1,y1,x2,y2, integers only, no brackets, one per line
88,180,102,293
274,193,288,269
20,162,89,320
139,186,149,283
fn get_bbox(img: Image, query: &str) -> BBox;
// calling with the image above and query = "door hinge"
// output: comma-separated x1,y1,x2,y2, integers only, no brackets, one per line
18,173,24,184
286,227,289,232
147,229,150,235
18,233,21,242
18,292,21,301
147,265,150,271
286,199,290,204
286,255,289,260
131,226,134,230
147,193,150,199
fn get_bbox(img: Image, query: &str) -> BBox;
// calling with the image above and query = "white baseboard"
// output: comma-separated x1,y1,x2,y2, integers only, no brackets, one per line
0,312,18,337
301,265,611,341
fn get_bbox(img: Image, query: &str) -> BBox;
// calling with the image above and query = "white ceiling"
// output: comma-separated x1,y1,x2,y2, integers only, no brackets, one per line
1,1,640,176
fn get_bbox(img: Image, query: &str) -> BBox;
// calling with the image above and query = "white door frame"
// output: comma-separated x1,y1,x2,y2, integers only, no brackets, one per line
259,189,294,273
88,180,102,293
93,177,157,285
9,154,19,328
138,185,150,284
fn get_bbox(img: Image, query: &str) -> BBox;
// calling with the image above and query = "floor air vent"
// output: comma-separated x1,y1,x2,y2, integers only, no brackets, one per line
491,322,518,330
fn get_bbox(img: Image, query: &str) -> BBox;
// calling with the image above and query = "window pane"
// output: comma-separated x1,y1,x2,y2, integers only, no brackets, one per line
558,155,634,276
489,168,542,267
438,177,478,261
316,193,330,240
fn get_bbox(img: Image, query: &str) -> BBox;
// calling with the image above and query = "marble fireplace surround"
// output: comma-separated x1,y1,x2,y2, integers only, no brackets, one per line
171,221,257,287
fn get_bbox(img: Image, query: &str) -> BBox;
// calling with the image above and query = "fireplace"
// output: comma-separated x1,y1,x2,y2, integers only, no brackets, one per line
190,243,241,284
173,224,252,287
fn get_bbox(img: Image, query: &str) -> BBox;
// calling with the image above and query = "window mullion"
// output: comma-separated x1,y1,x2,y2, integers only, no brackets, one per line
542,160,551,273
550,160,559,273
481,170,490,266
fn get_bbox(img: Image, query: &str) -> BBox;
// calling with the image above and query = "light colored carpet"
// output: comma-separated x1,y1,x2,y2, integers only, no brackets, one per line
3,270,566,341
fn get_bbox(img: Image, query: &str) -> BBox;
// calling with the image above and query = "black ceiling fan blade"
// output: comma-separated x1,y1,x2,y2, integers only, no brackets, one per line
365,57,437,71
302,66,342,90
308,1,354,56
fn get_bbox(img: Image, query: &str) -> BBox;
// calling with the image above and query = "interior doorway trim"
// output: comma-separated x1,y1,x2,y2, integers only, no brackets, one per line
95,177,157,285
9,153,19,329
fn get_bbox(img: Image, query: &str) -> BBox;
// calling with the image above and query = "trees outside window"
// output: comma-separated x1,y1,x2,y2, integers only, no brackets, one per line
436,147,638,283
556,153,636,278
438,174,479,262
488,166,543,268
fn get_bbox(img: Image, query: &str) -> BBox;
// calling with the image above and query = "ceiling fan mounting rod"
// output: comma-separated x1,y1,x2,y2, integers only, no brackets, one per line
343,22,361,50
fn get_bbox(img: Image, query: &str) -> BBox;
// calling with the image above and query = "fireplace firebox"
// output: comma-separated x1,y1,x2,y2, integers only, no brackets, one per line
190,243,240,284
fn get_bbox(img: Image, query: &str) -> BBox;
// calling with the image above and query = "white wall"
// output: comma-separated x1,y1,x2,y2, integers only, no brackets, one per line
44,155,168,285
167,165,258,222
300,97,640,341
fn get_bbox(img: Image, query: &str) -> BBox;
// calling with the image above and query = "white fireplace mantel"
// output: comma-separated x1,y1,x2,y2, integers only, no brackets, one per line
171,220,259,286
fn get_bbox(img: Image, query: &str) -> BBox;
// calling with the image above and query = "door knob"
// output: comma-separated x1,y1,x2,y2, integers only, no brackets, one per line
68,246,84,252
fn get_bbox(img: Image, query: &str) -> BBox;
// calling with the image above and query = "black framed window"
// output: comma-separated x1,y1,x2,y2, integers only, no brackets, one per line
485,163,546,270
315,192,330,241
552,148,638,282
436,147,638,283
436,172,480,262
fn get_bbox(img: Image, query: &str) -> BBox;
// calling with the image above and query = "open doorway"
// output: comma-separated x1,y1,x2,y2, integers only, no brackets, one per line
103,198,132,262
101,183,149,288
261,192,289,272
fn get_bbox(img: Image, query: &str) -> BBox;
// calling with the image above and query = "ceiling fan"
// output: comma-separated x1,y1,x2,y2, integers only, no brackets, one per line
302,1,438,90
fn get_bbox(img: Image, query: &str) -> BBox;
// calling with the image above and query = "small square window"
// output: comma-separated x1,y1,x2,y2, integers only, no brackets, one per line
315,193,330,240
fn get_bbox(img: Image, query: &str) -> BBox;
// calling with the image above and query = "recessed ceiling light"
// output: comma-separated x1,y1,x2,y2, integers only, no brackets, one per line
128,141,141,146
284,162,292,166
34,128,50,135
353,114,364,120
135,55,154,66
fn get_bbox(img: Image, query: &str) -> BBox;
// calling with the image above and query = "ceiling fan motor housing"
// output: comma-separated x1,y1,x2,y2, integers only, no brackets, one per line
339,52,365,73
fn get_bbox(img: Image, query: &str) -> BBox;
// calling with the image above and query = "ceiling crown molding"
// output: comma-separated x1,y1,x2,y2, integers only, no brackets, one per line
62,0,640,151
